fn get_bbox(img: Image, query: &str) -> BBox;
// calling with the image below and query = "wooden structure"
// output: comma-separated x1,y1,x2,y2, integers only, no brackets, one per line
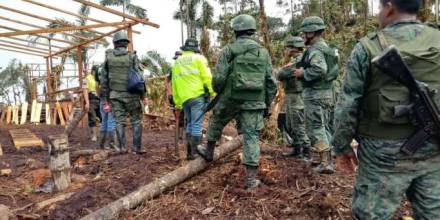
0,0,159,103
9,128,44,149
48,134,70,191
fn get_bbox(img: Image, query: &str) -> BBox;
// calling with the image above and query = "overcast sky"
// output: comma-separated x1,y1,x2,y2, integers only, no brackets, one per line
0,0,381,70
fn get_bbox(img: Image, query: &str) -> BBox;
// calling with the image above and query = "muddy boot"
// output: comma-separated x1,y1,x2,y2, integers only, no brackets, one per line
245,165,261,189
313,151,334,174
116,125,127,153
103,132,112,150
110,131,119,152
91,127,98,142
133,123,145,154
197,141,215,162
185,133,192,160
187,136,200,160
310,151,321,167
98,131,107,149
282,146,302,158
302,146,312,162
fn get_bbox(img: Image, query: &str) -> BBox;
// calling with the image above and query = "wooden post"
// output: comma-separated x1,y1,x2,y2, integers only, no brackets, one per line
48,134,71,191
127,26,133,52
0,143,3,156
77,47,83,89
45,57,52,102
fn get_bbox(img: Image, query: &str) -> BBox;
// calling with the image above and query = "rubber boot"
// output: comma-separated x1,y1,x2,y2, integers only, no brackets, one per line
313,151,334,174
133,123,146,154
110,130,120,152
116,125,127,153
91,127,98,142
98,131,107,149
188,136,200,160
302,146,312,162
310,151,321,167
103,132,112,150
197,141,215,162
282,146,302,158
186,133,192,160
245,165,261,189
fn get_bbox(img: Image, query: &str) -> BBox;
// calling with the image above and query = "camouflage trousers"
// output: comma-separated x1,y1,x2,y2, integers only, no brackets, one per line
207,105,264,167
304,98,332,153
353,137,440,220
285,93,310,148
111,97,143,127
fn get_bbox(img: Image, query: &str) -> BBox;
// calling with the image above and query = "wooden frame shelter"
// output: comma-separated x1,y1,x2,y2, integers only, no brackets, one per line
0,0,159,101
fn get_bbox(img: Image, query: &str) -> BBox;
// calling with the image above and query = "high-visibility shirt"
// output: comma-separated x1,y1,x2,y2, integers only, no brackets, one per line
85,73,97,93
171,51,215,109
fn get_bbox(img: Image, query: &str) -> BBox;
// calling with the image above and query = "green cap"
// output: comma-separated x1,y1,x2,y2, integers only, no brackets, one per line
285,36,305,48
180,38,199,52
231,14,256,31
113,31,130,43
299,16,326,33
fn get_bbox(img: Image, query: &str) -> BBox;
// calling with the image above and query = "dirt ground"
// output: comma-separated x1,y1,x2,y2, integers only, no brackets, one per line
0,123,411,219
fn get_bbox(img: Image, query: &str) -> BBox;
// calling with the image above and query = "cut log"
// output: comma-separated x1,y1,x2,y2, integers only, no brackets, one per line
35,192,74,211
81,137,243,220
48,134,71,191
12,106,19,125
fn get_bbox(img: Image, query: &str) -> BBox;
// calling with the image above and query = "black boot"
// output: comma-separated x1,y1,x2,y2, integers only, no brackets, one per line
188,136,200,160
103,132,112,150
197,141,215,162
282,146,302,157
245,165,261,189
133,123,145,154
186,133,192,159
116,125,127,153
302,146,312,162
98,131,106,149
110,130,119,152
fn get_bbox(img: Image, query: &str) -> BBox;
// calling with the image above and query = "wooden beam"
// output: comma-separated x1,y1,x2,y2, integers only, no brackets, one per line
0,42,49,55
0,24,74,45
7,37,63,49
0,47,45,57
77,47,83,89
0,21,133,38
0,39,51,52
20,0,141,34
0,15,89,41
127,25,133,52
73,0,160,28
49,23,135,57
0,4,103,37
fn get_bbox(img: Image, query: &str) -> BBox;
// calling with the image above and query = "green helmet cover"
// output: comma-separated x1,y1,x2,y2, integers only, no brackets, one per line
231,14,257,31
113,31,130,43
299,16,326,33
285,36,305,48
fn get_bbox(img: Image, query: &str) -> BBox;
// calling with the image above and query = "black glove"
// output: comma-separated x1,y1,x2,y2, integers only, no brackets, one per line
264,108,271,119
168,95,175,106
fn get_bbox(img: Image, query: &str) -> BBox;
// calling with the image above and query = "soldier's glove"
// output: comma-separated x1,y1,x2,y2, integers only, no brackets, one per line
263,108,271,119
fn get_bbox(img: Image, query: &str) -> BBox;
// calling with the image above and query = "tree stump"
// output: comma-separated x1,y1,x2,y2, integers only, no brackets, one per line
48,134,71,191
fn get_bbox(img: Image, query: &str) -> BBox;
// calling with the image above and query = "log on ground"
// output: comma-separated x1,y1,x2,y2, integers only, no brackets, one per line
81,136,243,220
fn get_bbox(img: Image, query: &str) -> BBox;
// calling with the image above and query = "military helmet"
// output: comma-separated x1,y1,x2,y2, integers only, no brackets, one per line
299,16,326,33
113,31,130,43
231,14,257,31
180,38,199,52
285,36,305,48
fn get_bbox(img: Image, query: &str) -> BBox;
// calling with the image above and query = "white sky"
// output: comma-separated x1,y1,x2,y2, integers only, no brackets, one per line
0,0,382,70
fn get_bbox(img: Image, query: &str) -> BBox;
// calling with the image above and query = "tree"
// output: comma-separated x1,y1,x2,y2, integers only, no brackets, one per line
99,0,147,18
139,50,172,77
0,59,28,105
173,0,202,39
258,0,273,57
198,1,214,62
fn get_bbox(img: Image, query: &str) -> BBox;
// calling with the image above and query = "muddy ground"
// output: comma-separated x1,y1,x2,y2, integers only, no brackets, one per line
0,123,411,219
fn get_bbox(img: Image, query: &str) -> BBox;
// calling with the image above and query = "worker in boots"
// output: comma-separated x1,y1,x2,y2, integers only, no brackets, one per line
197,14,277,189
84,68,101,142
100,31,148,154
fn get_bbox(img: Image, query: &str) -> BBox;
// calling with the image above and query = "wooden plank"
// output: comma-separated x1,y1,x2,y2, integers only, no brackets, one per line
12,106,19,124
30,100,37,122
52,105,58,125
20,102,28,124
0,143,3,156
61,103,70,122
35,102,42,124
45,103,51,125
56,102,65,126
0,107,6,124
0,47,46,57
6,106,12,124
9,129,44,149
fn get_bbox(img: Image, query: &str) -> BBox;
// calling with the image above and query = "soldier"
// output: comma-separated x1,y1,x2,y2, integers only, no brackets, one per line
197,14,277,189
278,37,311,160
172,39,214,160
101,31,148,154
333,0,440,219
294,16,338,174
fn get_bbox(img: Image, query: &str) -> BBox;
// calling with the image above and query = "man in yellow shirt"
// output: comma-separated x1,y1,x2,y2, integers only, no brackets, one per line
84,70,101,141
172,38,215,160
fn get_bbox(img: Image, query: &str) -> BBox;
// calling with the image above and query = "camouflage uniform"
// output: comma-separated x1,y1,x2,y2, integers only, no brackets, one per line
277,55,311,157
101,32,146,153
332,20,440,219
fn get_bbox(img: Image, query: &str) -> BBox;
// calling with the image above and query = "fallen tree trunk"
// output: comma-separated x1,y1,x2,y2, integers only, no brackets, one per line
81,136,243,220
